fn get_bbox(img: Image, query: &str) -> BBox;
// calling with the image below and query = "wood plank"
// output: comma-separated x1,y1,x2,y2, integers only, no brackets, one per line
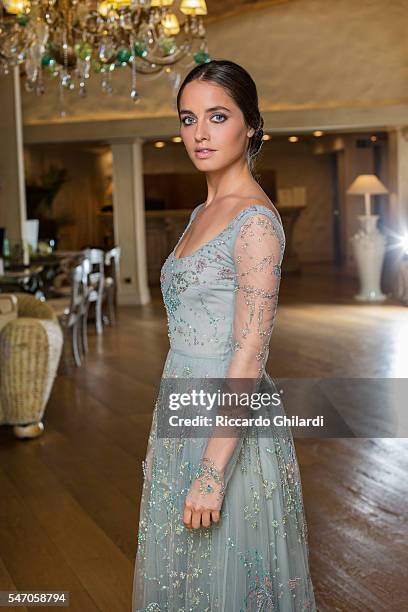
0,468,101,612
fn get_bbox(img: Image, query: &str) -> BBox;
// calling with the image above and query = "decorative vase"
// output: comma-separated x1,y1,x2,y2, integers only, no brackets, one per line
350,215,386,302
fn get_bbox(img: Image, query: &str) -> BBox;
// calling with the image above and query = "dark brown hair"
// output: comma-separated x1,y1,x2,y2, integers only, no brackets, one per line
176,59,264,176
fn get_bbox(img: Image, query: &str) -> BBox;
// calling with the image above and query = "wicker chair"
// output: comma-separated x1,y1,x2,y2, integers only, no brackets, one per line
0,293,63,439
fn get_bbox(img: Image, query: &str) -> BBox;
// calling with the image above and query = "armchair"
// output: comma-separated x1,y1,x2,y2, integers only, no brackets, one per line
0,293,63,439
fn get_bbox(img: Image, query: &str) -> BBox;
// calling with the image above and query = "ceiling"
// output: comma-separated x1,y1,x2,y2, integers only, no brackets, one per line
205,0,291,22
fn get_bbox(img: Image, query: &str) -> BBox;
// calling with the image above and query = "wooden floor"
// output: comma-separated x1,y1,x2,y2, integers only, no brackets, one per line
0,263,407,611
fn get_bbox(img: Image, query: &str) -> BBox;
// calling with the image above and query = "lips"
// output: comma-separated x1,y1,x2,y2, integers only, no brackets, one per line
195,148,216,158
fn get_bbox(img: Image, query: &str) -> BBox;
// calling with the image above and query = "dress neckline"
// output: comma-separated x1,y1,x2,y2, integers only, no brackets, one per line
172,203,282,261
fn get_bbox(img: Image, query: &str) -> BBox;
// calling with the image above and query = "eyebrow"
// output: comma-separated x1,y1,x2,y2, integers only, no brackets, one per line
179,106,231,115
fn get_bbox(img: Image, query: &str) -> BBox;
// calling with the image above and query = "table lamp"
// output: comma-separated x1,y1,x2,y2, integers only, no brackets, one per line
347,174,388,302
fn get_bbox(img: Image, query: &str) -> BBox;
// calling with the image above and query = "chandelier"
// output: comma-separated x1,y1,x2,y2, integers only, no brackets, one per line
0,0,210,101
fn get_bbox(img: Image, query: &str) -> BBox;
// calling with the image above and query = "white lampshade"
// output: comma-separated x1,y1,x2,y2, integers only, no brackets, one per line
347,174,388,196
2,0,30,14
151,0,174,6
161,13,180,35
180,0,207,16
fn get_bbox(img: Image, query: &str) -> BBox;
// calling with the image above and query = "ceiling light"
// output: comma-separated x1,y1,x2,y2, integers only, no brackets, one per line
161,13,180,36
180,0,208,16
0,0,211,104
2,0,30,14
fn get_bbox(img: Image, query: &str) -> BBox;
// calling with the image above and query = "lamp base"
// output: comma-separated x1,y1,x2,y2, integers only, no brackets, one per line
357,214,380,234
350,215,386,303
354,291,387,302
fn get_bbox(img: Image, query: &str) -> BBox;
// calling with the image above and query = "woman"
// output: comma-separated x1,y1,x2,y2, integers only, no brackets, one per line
133,59,316,611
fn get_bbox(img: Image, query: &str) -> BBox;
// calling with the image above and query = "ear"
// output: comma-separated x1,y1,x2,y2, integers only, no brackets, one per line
247,127,256,138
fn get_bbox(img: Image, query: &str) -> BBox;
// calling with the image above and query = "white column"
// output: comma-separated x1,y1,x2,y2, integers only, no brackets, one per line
0,66,27,244
388,127,408,228
384,127,408,294
111,139,151,305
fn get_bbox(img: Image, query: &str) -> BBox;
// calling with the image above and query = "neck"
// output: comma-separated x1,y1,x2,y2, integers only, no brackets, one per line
203,157,255,207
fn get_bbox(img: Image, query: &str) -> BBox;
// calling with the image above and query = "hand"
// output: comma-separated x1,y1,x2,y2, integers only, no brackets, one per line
183,459,225,529
142,446,154,484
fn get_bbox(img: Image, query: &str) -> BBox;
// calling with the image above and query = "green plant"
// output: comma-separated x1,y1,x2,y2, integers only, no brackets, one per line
26,165,74,241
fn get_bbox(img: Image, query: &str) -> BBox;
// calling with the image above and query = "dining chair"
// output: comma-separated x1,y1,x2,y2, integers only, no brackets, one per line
103,246,121,326
79,257,91,355
82,248,105,336
47,263,87,368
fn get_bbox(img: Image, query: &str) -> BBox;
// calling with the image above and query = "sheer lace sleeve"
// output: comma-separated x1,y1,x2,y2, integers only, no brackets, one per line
201,209,285,485
226,210,284,379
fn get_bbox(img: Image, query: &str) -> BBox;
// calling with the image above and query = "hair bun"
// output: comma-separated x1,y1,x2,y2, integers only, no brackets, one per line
249,116,264,157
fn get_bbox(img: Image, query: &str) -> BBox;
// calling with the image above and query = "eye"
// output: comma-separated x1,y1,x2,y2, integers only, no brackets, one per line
212,113,227,123
181,116,195,126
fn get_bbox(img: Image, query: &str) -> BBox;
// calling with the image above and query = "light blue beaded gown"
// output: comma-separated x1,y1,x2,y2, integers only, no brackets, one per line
132,203,317,611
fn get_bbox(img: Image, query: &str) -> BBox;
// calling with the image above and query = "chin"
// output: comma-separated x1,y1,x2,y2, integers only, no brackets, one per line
191,155,226,172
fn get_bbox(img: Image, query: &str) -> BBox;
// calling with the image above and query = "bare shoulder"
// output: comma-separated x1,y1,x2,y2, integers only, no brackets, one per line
235,197,282,226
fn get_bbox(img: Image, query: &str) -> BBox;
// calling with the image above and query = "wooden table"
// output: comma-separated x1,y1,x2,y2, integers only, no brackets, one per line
0,265,45,298
0,251,85,298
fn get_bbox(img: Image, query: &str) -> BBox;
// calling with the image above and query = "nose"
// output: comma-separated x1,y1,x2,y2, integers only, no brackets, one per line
194,118,210,143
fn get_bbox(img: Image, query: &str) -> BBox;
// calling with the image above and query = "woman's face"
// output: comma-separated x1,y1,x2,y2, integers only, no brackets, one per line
178,79,255,171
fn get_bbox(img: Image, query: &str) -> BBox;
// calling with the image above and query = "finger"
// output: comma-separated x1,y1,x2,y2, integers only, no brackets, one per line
201,510,211,528
183,506,192,529
192,509,202,530
211,510,221,523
